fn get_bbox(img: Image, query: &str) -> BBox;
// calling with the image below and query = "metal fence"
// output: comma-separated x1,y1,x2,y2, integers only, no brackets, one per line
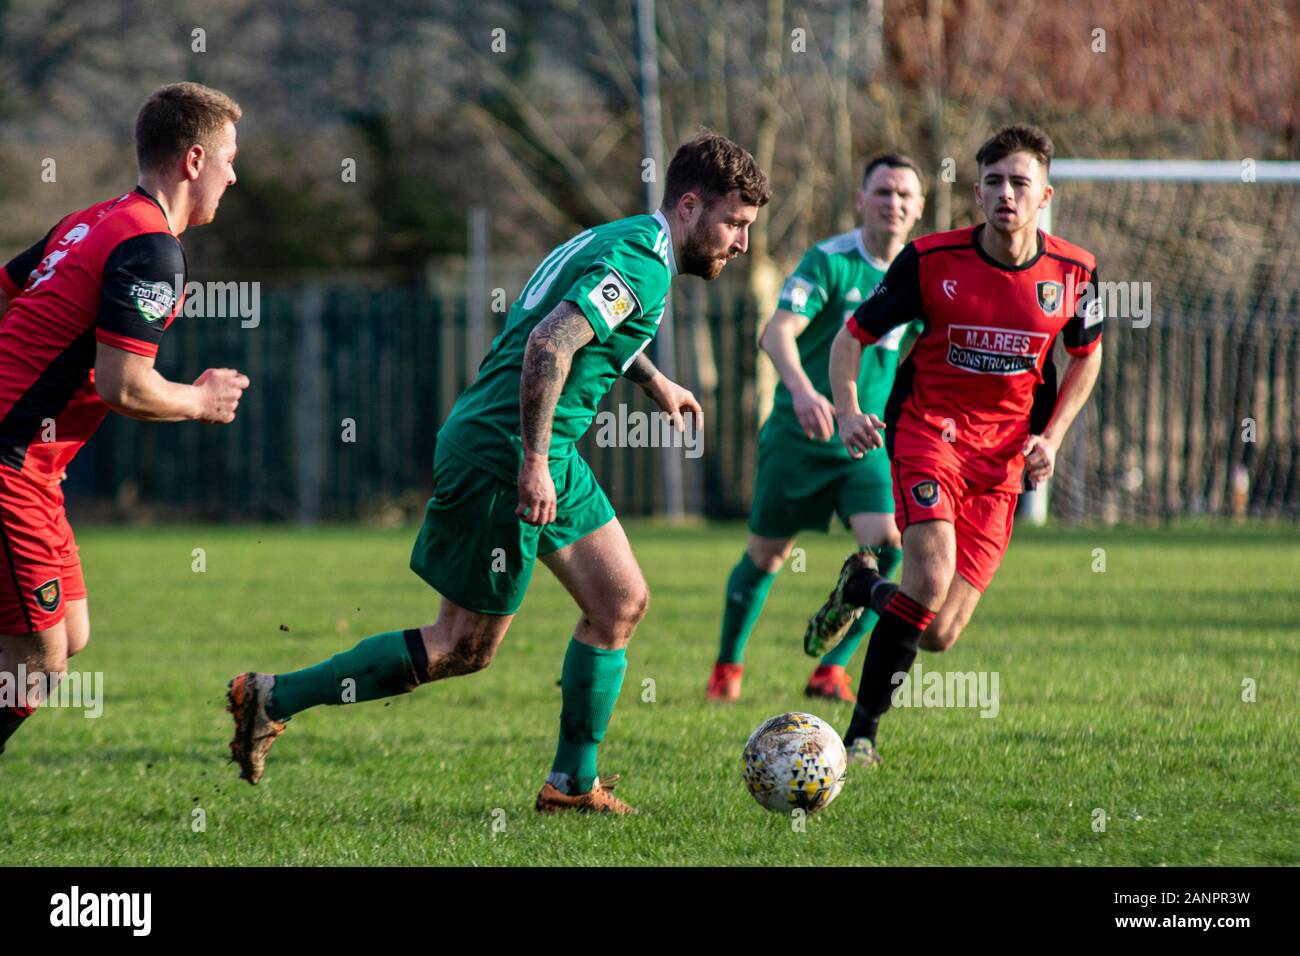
68,284,1300,523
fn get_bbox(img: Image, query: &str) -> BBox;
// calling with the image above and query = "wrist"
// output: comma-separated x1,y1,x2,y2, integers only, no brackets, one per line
792,380,820,401
185,383,206,420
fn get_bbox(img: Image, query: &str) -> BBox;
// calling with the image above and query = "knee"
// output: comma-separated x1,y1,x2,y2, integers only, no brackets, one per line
618,584,651,630
919,619,962,653
449,632,498,675
67,627,90,658
588,583,650,641
746,538,792,575
909,568,952,609
26,659,68,704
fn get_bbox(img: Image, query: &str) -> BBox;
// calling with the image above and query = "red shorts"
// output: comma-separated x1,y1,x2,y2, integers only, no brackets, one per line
890,440,1017,593
0,468,85,634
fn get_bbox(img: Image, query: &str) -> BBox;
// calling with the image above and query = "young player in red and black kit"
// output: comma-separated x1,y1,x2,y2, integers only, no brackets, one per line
0,83,248,754
804,125,1104,766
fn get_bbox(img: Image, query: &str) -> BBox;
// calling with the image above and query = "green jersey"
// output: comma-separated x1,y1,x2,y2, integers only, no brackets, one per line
438,211,676,481
767,229,921,459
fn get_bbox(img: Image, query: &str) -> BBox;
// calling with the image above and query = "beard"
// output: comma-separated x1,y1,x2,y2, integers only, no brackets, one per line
679,219,730,280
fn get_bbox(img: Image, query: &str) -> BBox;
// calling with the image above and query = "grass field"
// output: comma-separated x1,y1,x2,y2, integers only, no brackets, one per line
2,521,1296,866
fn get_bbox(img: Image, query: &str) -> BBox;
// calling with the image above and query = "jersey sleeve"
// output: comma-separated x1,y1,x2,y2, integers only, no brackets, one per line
565,238,670,344
1,225,57,298
1063,265,1103,356
896,318,925,359
95,232,186,358
776,248,830,319
846,242,923,345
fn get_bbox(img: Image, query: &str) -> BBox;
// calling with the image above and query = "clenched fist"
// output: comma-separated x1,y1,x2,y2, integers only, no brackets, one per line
193,368,249,424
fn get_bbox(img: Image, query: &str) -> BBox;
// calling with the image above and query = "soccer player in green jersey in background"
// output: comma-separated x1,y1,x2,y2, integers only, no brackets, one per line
227,131,771,814
707,154,925,703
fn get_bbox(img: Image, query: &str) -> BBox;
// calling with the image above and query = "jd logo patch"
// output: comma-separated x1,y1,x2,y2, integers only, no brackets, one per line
911,480,940,508
585,269,638,332
33,578,61,612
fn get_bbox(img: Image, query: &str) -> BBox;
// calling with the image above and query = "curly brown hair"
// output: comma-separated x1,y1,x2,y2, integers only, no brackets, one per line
662,129,772,211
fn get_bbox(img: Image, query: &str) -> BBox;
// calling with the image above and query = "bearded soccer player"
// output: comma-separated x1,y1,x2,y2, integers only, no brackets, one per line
0,83,248,754
805,125,1103,766
227,131,771,814
706,154,925,703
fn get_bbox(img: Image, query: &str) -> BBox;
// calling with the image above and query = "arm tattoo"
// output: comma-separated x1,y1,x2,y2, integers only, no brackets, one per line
519,301,595,456
622,350,659,385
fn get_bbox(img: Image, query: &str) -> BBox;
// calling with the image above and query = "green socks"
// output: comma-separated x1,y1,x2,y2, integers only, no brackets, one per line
821,544,903,667
716,552,778,664
549,638,627,794
266,630,422,721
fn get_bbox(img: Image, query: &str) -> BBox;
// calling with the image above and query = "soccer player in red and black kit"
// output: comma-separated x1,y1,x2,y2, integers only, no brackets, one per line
804,125,1104,766
0,83,249,754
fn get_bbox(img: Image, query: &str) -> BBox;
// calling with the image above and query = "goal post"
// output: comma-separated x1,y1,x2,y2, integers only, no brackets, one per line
1019,159,1300,525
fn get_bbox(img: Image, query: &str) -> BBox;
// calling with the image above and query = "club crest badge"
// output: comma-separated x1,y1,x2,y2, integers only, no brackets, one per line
911,480,940,508
1036,280,1064,316
33,578,61,612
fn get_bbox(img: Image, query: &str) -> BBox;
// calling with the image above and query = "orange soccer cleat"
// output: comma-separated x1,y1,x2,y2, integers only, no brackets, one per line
804,663,856,702
535,775,638,815
226,672,287,785
706,661,744,701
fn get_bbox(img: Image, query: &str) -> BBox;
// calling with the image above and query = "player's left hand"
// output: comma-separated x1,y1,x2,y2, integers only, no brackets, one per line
642,373,703,433
1021,434,1058,488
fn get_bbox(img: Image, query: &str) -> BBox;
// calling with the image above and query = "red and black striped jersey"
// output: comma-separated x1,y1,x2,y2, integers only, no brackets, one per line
847,223,1102,474
0,187,186,483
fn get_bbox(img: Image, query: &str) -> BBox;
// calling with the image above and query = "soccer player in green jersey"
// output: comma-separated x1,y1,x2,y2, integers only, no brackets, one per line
707,154,925,703
227,131,771,814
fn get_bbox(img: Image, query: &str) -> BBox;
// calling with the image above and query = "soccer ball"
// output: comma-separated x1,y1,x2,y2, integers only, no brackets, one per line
742,712,847,814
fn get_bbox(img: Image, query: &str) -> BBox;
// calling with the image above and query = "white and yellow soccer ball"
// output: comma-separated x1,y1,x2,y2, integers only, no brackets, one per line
742,712,847,814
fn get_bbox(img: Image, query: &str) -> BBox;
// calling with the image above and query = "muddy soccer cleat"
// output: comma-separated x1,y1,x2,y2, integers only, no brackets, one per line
227,672,286,785
805,663,856,702
846,738,882,769
535,774,638,815
803,549,878,657
706,661,744,701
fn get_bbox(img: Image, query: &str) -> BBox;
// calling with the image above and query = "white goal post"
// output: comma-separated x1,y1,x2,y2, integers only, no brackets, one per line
1019,159,1300,526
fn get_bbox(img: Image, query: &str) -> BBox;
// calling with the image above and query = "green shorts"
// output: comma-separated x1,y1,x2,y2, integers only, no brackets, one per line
409,441,616,615
748,422,895,539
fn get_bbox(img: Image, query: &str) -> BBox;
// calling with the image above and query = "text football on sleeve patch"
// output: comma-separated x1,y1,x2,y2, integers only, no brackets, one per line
130,280,178,323
586,270,639,332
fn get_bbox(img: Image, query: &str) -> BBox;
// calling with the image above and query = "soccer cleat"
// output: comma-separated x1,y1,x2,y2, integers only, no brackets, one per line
226,672,286,785
706,661,744,701
846,738,882,769
803,548,878,658
804,664,856,702
535,774,638,815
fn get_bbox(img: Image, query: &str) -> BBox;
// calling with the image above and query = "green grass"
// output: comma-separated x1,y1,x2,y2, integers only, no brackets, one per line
2,521,1296,865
